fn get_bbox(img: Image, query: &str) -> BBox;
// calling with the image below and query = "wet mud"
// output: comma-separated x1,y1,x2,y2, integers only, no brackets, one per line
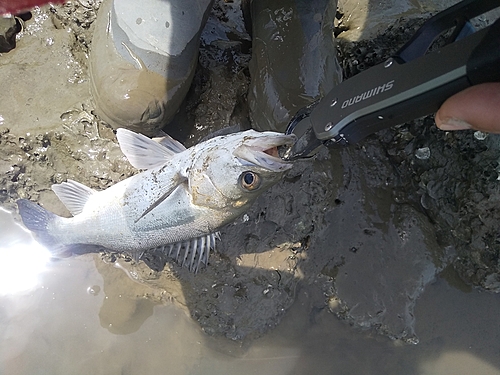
336,13,500,293
0,0,499,355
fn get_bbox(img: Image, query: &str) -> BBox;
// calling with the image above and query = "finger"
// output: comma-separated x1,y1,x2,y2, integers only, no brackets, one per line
435,82,500,134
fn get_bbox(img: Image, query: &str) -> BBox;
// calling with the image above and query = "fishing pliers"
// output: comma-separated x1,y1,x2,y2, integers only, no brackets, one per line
283,0,500,160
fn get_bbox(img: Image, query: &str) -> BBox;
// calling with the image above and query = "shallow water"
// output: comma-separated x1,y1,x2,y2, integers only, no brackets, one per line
1,208,499,375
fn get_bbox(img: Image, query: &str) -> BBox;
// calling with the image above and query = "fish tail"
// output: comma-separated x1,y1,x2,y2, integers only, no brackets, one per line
17,199,60,249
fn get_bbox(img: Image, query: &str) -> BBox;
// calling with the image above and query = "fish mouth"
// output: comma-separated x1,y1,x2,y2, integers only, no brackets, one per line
234,133,297,172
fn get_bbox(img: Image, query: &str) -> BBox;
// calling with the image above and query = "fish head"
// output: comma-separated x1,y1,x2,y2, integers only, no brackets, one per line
188,130,296,219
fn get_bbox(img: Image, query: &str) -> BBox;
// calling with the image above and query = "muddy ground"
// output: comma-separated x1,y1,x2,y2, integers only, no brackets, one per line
0,0,499,345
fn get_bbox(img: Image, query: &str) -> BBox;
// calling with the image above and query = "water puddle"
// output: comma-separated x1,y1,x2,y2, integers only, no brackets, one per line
1,208,499,375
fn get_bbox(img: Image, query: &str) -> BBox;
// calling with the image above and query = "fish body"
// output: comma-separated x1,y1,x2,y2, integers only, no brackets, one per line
17,129,295,272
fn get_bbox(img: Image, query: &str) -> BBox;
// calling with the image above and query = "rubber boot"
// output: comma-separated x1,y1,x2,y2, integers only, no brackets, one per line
246,0,342,132
89,0,213,135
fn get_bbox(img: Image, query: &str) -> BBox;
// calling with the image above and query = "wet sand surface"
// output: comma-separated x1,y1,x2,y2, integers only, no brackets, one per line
1,0,500,374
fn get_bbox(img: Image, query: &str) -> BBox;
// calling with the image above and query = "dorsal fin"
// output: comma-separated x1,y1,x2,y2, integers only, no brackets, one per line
51,179,96,216
153,134,186,154
116,128,185,170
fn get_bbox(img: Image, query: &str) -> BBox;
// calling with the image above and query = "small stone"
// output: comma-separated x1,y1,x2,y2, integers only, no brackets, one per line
474,131,488,141
415,147,430,160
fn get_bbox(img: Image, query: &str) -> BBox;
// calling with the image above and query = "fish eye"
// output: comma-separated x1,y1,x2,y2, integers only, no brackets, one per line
239,171,261,191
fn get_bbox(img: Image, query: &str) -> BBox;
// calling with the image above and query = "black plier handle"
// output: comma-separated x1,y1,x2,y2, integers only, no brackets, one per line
284,0,500,160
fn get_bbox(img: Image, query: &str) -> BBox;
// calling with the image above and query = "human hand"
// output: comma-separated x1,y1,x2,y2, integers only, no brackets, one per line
435,82,500,134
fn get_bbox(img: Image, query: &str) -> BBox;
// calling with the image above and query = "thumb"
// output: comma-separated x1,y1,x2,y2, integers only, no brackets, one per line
435,82,500,134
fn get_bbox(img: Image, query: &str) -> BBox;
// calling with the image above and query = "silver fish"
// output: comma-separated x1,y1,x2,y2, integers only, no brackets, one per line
17,129,295,272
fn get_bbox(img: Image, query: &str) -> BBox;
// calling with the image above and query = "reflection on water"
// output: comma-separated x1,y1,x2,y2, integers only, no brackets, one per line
0,209,499,375
0,208,51,295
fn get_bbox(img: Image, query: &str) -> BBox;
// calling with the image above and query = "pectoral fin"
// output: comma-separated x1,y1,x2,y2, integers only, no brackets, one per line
134,174,186,223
